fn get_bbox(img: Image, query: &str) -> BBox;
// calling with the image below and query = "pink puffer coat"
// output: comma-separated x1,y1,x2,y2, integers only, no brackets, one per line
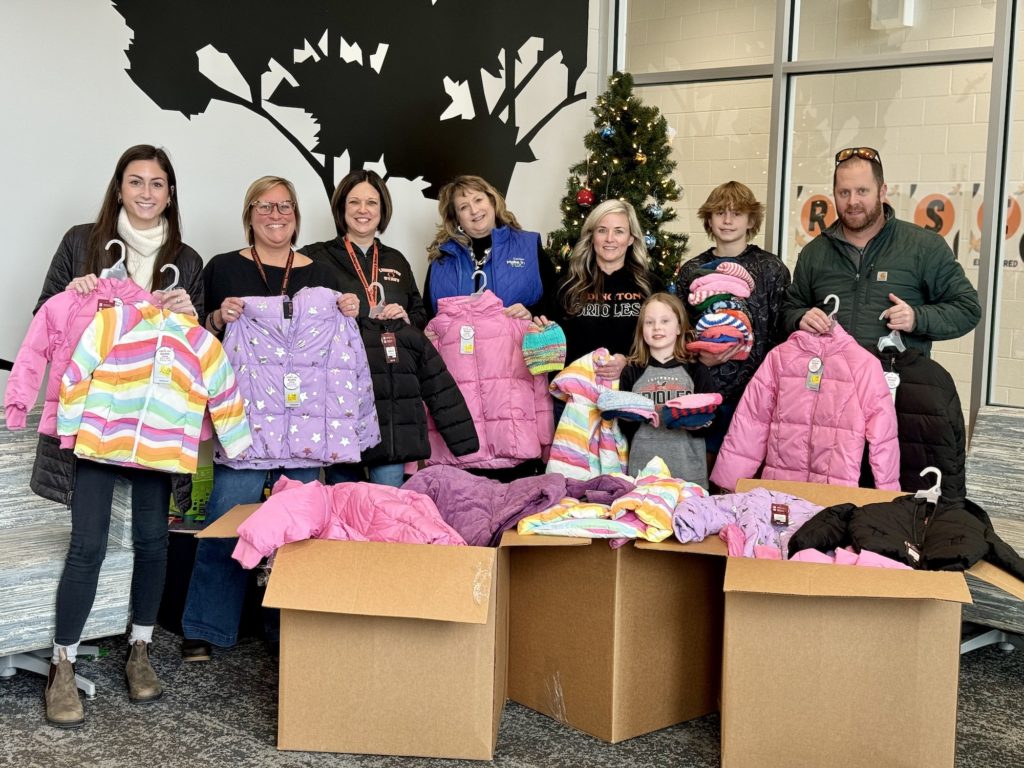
710,325,900,491
232,476,465,568
423,291,553,469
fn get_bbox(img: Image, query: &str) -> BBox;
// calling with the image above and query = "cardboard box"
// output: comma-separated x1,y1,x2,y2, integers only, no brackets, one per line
198,504,507,760
505,531,727,743
720,479,1024,768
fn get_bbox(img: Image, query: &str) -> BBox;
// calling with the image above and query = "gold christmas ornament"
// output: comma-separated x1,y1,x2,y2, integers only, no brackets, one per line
635,151,647,164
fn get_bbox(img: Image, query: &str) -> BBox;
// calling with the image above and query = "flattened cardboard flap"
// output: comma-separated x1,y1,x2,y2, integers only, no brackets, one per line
635,538,728,557
735,478,902,506
194,503,261,538
499,531,594,548
724,557,972,603
264,539,496,624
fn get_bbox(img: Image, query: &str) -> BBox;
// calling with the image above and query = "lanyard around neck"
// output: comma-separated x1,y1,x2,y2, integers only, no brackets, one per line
344,236,379,305
250,247,295,296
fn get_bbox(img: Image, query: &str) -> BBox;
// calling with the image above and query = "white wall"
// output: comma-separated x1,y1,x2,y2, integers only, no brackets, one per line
0,1,602,377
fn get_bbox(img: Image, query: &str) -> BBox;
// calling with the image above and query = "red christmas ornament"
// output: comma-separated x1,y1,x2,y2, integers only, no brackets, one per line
577,188,595,207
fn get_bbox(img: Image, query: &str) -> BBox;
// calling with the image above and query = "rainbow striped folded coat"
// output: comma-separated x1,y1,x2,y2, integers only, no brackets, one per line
58,302,251,473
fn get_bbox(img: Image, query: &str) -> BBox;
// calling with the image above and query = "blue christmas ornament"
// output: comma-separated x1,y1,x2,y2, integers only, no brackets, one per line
644,232,657,249
646,202,664,221
600,125,616,139
666,282,677,295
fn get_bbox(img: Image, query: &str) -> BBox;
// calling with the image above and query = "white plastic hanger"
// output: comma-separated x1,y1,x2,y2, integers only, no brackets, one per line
368,281,385,318
470,269,488,298
914,466,942,505
160,263,180,291
100,239,128,280
824,294,840,324
877,328,906,353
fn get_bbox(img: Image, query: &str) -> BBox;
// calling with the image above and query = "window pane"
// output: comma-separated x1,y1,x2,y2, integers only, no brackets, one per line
992,8,1024,406
797,0,996,62
636,80,773,262
787,64,990,416
626,0,776,73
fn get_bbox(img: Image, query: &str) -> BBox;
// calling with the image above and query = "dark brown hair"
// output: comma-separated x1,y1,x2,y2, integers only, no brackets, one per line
84,144,183,291
331,169,393,236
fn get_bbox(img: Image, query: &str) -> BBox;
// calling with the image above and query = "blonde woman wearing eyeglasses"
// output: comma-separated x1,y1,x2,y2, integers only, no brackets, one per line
180,176,360,664
781,146,980,356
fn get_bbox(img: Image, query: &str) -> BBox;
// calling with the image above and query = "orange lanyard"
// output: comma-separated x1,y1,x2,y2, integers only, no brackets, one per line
343,236,379,305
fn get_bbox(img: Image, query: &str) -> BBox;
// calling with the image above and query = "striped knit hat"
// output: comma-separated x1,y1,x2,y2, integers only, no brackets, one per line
663,392,723,430
522,321,567,374
597,390,660,427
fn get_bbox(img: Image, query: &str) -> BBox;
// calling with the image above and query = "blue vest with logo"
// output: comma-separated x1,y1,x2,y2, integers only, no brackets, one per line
430,226,543,313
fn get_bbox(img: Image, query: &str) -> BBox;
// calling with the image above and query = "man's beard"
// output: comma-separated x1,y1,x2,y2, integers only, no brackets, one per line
839,196,883,234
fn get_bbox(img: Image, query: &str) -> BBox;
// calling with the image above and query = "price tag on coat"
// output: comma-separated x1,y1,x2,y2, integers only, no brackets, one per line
884,371,900,404
381,332,398,364
805,357,823,391
460,325,475,355
283,372,301,407
153,346,174,384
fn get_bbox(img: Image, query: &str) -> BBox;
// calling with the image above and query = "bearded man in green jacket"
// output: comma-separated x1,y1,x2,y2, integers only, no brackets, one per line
782,147,981,356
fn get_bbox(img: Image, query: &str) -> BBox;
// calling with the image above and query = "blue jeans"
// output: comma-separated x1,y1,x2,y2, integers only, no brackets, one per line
55,460,171,645
181,464,320,647
325,462,405,488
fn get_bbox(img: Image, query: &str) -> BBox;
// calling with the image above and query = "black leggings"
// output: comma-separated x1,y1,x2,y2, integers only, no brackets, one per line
54,459,170,645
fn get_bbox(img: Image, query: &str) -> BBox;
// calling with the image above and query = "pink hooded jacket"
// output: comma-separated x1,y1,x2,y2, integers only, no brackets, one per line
5,278,154,435
232,477,465,569
422,291,553,469
710,325,900,492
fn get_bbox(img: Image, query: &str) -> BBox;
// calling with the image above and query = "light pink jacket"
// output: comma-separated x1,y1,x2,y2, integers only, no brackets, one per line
422,291,554,469
232,477,465,568
5,278,154,435
710,325,900,492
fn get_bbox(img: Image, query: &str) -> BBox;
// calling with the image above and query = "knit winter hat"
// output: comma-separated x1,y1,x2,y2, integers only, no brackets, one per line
663,392,723,430
597,390,660,427
688,273,752,303
522,321,567,374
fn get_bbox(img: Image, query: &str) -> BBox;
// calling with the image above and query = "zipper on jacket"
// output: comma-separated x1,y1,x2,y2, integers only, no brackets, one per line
132,313,168,463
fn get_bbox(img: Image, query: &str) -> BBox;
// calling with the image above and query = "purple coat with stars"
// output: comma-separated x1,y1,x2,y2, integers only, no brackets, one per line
215,286,380,469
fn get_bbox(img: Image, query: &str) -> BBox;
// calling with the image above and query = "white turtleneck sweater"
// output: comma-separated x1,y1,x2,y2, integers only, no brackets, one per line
117,207,167,292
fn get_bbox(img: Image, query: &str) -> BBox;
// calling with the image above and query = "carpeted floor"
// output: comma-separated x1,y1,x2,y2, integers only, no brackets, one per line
0,626,1021,768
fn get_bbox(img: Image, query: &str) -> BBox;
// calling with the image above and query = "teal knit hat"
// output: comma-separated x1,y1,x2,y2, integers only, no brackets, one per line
522,322,567,374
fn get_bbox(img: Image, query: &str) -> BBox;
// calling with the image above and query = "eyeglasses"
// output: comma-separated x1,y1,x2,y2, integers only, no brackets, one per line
252,200,295,215
834,147,881,166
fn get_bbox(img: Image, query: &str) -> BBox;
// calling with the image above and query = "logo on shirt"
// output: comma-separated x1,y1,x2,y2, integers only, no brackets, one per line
506,257,526,268
876,271,888,282
380,267,403,283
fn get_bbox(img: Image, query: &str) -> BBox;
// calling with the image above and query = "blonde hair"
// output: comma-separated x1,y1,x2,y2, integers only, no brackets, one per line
629,292,695,367
242,176,300,246
697,181,764,240
558,199,652,316
426,175,522,261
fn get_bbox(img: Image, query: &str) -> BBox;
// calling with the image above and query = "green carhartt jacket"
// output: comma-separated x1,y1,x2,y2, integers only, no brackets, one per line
781,205,981,355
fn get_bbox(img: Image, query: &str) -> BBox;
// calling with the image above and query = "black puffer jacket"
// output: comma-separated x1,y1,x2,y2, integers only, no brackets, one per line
34,223,204,316
30,223,203,511
788,496,1024,580
357,317,478,464
861,347,966,500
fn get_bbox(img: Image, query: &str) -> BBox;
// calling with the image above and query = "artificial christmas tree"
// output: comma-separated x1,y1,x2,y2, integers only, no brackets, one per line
548,71,687,287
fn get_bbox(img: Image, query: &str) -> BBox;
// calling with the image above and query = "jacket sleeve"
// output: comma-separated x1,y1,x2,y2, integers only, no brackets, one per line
786,503,856,557
5,296,61,429
172,248,206,322
35,227,80,315
418,336,479,456
232,485,329,569
349,319,382,452
780,246,819,336
422,263,437,320
197,330,251,458
405,276,428,330
764,257,794,348
911,236,981,342
709,349,780,491
57,306,130,437
526,243,559,319
857,356,901,490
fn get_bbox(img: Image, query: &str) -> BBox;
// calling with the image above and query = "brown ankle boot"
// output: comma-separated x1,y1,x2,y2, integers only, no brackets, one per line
125,640,163,703
45,651,84,728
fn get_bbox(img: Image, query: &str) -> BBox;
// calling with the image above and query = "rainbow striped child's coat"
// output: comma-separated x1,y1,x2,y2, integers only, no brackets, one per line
58,302,251,473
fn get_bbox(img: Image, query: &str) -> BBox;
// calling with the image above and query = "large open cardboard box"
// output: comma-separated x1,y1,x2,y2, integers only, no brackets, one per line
198,504,507,761
722,479,1024,768
504,530,727,743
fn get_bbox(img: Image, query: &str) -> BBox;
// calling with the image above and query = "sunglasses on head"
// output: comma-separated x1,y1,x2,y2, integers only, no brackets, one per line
835,147,881,166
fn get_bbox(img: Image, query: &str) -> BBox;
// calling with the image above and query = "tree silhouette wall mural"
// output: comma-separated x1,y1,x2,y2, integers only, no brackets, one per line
113,0,589,201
